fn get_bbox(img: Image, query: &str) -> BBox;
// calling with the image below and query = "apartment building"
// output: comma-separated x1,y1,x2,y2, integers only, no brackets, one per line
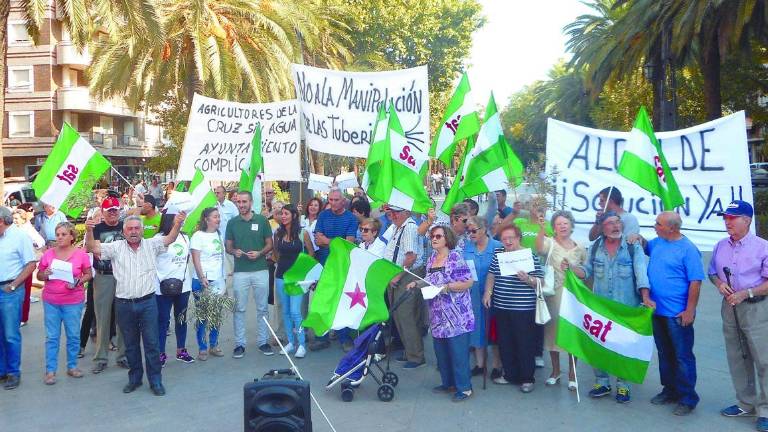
3,0,163,184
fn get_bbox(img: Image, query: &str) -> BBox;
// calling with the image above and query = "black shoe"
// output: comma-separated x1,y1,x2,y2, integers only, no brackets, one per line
258,344,274,356
233,346,245,358
91,362,107,374
151,384,166,396
650,392,676,405
0,374,7,383
122,382,142,393
490,368,502,380
116,358,130,369
673,403,694,416
471,366,485,376
3,375,20,390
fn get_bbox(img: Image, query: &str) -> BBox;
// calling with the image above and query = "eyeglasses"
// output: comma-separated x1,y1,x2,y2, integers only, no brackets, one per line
360,227,375,233
430,234,444,240
452,216,468,224
468,228,480,234
265,191,275,195
105,208,119,213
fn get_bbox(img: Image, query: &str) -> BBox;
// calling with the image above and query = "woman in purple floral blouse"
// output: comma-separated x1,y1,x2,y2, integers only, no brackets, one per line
409,225,474,402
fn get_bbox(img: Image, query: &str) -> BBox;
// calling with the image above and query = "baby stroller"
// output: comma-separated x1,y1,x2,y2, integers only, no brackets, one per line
325,291,412,402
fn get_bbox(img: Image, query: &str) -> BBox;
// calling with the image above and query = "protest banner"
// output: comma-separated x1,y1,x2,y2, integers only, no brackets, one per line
546,111,752,251
177,94,301,182
291,64,430,158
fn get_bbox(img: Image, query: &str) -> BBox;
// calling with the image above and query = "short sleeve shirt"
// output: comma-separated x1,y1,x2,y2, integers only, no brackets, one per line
0,225,36,281
39,248,91,305
314,209,358,264
100,237,167,298
513,218,553,251
92,221,124,272
191,231,224,281
646,236,704,317
141,213,162,239
225,212,272,272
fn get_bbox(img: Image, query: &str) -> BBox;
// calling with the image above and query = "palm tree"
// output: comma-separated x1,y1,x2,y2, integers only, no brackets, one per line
87,0,352,110
658,0,768,119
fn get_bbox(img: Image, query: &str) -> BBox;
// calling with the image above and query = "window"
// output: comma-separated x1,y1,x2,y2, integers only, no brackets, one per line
8,21,31,46
8,112,34,138
7,66,33,92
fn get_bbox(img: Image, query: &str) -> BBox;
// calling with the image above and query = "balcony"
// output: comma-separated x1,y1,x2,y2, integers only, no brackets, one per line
57,87,137,117
79,132,146,149
56,42,91,69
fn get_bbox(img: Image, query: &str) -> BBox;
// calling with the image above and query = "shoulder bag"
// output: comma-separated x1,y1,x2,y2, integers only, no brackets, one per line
535,278,552,325
160,234,189,296
541,239,556,297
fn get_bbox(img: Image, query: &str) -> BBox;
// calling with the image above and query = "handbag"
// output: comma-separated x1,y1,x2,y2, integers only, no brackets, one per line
535,278,551,325
541,239,556,297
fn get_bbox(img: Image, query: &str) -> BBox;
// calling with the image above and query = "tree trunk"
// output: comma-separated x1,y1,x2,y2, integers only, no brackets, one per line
650,40,662,129
0,0,9,200
699,30,723,120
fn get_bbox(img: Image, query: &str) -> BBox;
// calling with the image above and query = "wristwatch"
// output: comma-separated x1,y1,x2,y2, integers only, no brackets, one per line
748,288,755,299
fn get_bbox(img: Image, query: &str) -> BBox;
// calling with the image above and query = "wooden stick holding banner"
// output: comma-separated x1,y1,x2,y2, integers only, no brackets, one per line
602,185,613,214
570,353,580,403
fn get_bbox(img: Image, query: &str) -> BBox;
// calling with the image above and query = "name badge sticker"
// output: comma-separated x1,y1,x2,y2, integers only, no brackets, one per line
251,224,259,231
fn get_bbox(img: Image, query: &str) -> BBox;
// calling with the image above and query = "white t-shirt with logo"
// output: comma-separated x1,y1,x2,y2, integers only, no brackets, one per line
154,234,192,294
190,231,224,282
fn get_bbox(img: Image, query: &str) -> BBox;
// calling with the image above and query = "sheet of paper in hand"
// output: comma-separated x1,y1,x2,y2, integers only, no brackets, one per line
497,248,535,276
50,259,75,284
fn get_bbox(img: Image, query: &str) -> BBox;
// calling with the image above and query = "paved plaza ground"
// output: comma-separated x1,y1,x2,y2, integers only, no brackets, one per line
1,253,758,432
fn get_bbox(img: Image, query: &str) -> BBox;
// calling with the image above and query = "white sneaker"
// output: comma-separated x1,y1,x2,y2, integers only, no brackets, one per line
535,356,545,368
295,346,306,358
280,343,294,355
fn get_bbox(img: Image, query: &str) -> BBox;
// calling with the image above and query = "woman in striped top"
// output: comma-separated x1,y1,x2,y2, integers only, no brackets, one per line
482,224,543,393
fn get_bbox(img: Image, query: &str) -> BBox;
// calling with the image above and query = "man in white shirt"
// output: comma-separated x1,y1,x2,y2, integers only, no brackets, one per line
85,213,185,396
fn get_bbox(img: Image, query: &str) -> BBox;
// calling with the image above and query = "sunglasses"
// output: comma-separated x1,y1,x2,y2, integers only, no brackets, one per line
452,216,468,224
360,227,375,233
430,234,444,240
468,228,480,234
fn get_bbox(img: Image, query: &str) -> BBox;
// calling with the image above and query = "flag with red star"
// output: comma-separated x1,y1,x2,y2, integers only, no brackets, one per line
303,238,404,335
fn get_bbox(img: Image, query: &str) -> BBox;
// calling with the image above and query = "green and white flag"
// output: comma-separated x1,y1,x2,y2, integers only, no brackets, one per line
283,253,323,296
441,93,524,214
430,72,480,166
364,104,431,213
617,106,684,210
32,122,111,218
303,238,403,335
361,105,389,202
557,271,654,384
182,169,218,234
238,125,263,212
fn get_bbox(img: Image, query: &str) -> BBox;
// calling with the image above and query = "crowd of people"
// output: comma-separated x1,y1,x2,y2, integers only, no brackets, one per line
0,182,767,431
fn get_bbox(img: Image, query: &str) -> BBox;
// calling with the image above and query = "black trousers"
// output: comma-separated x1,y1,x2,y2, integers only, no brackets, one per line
494,308,537,384
115,295,162,387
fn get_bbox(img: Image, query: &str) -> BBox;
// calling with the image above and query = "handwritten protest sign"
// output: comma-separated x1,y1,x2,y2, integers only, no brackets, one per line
546,111,752,251
177,94,301,182
291,64,430,158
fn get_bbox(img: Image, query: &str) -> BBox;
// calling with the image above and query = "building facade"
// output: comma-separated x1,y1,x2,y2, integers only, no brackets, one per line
3,0,163,185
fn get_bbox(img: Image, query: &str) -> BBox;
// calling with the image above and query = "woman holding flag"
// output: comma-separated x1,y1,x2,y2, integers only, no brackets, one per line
273,204,312,358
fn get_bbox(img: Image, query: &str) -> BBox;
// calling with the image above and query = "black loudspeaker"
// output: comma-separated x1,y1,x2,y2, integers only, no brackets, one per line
244,375,312,432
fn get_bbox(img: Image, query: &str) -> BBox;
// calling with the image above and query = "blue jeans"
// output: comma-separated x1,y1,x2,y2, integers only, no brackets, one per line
43,301,84,373
0,287,24,377
433,332,472,393
275,279,306,347
156,291,190,353
115,296,162,387
192,279,219,351
315,328,352,344
653,315,699,407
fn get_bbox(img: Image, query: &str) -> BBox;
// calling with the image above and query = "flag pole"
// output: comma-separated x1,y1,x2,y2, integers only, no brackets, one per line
110,166,133,190
262,316,338,432
570,353,580,403
602,186,614,214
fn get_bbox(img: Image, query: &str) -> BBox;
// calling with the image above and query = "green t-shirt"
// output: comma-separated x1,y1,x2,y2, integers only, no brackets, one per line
513,217,553,251
142,213,162,239
225,213,272,272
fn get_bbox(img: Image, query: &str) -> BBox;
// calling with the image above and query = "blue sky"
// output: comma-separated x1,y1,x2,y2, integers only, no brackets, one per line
467,0,593,107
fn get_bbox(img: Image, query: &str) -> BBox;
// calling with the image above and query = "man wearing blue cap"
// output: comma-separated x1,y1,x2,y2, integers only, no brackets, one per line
570,210,653,404
708,200,768,432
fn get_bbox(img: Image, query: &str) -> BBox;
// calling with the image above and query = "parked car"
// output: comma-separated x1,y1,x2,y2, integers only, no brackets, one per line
3,179,37,207
751,168,768,187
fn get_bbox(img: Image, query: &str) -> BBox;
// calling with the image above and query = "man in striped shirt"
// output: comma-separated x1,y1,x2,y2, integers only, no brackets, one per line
85,212,185,397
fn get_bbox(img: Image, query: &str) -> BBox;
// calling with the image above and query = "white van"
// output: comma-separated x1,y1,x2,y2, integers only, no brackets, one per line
4,178,37,206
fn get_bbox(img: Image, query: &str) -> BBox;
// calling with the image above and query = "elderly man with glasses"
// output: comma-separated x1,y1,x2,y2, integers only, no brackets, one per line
708,201,768,432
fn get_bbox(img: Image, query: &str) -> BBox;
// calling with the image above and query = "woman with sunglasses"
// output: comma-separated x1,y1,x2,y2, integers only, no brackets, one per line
358,218,386,257
483,224,543,393
409,225,474,402
37,222,92,384
463,216,503,378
